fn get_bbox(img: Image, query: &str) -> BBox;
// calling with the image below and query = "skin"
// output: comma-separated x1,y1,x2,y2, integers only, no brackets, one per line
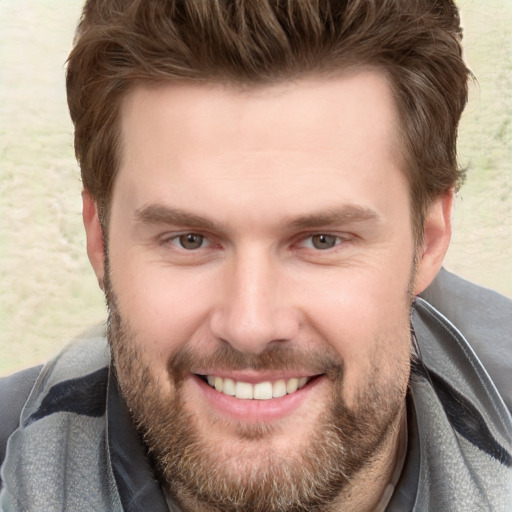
83,70,452,511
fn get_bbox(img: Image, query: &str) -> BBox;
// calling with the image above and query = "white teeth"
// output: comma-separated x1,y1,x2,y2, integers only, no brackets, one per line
272,379,287,398
253,381,273,400
286,378,299,394
214,376,223,392
298,377,308,389
223,378,236,396
205,375,311,400
235,381,253,399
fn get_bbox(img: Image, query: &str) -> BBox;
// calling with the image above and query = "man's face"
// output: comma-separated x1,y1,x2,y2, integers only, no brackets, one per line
104,71,417,511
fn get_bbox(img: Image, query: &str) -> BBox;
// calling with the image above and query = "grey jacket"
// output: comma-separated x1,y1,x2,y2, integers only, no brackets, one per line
1,269,511,511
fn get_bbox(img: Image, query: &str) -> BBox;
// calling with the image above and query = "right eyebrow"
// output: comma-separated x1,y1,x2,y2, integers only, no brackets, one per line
134,204,220,231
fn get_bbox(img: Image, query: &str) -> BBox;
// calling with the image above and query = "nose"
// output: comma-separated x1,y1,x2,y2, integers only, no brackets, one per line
209,248,300,354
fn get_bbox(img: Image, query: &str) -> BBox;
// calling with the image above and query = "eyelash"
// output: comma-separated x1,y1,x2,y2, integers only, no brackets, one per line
297,233,345,251
161,232,349,252
164,232,212,250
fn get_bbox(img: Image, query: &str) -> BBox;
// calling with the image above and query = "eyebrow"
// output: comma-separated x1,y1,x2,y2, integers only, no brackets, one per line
288,205,380,229
134,203,380,232
135,204,220,231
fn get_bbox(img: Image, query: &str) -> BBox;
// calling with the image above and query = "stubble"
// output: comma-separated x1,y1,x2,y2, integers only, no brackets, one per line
105,266,410,512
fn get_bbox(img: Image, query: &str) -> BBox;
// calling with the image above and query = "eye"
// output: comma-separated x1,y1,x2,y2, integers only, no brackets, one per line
175,233,206,250
311,234,339,250
301,234,341,250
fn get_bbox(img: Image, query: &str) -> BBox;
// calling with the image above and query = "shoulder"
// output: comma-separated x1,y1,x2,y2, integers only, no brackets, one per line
0,366,43,466
0,331,118,509
0,326,110,469
420,267,512,329
419,268,512,412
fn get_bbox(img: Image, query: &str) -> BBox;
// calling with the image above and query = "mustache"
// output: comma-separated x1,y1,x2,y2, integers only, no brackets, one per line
168,342,345,383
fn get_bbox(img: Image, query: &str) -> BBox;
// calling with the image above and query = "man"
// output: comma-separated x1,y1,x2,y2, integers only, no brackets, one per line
1,0,511,511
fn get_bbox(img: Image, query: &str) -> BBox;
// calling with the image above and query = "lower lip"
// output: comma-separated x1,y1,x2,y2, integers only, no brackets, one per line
191,374,324,423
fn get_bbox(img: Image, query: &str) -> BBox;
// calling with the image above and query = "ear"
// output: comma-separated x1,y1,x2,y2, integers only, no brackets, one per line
413,190,454,295
82,190,105,290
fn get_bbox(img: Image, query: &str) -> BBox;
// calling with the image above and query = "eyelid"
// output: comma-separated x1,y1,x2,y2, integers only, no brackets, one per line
161,231,213,249
157,230,352,250
294,232,352,250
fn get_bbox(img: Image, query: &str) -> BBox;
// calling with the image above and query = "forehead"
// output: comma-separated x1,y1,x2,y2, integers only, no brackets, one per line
119,70,399,157
114,71,407,225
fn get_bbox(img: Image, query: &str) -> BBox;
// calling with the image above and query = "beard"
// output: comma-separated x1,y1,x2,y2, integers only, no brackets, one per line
105,270,410,512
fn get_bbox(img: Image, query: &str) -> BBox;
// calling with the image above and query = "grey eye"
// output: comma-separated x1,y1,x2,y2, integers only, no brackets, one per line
178,233,204,250
311,234,338,250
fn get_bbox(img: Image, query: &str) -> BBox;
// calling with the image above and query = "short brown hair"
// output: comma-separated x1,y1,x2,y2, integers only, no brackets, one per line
67,0,469,238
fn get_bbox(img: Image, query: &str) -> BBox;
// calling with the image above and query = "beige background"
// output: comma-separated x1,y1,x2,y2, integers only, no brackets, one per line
1,0,511,375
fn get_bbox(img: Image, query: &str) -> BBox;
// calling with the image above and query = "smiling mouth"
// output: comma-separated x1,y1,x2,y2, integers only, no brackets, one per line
199,375,313,400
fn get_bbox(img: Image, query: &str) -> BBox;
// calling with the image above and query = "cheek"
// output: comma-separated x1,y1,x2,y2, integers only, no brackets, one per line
300,260,412,336
298,267,412,399
109,255,218,371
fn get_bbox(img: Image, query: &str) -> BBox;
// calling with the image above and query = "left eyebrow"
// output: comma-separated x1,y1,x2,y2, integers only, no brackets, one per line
287,205,380,230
